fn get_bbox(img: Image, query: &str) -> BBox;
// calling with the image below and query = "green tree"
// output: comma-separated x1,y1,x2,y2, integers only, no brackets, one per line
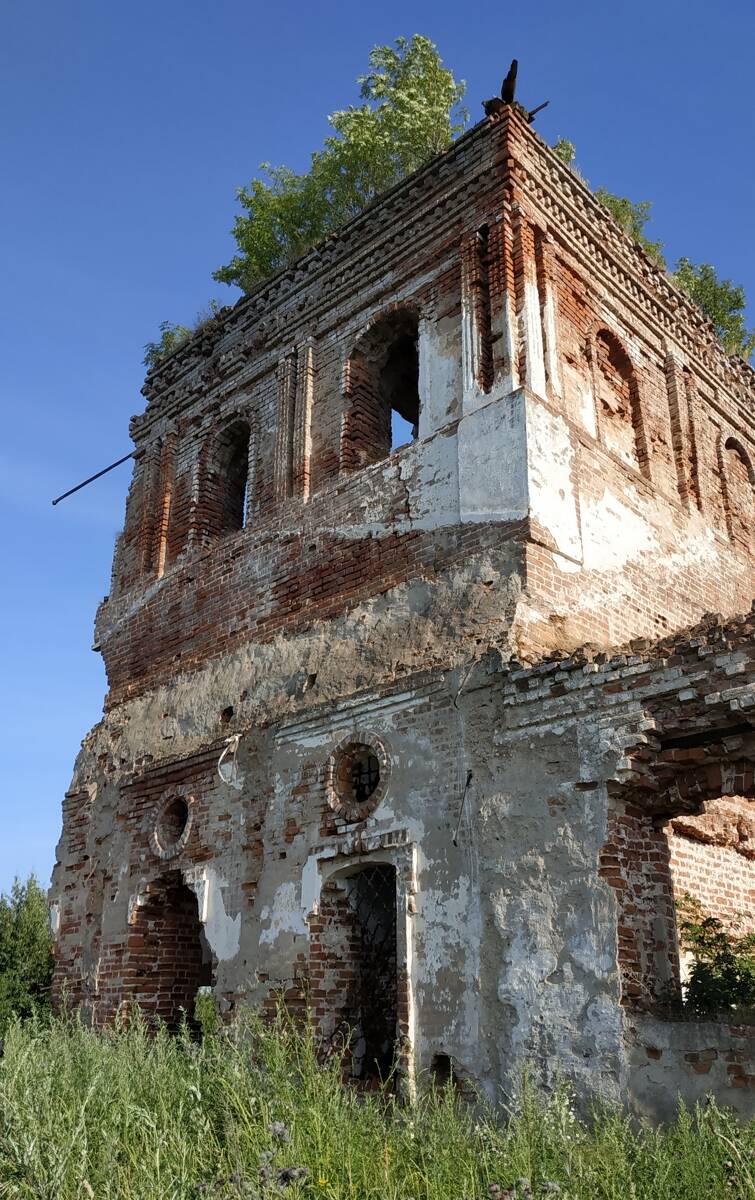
594,188,666,268
672,257,755,360
552,137,576,167
552,138,753,361
677,893,755,1017
213,35,467,293
0,875,53,1035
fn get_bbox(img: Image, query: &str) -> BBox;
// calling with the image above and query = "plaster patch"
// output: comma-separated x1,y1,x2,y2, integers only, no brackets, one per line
260,880,308,944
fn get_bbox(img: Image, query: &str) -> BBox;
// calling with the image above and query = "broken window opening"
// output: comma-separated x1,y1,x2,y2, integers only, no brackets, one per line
342,310,421,470
127,872,214,1032
665,795,755,1001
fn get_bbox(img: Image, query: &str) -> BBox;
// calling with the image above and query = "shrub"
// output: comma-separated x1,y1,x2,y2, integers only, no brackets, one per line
0,874,53,1036
677,893,755,1018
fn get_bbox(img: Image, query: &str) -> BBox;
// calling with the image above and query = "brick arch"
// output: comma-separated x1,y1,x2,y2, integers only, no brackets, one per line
602,719,755,1011
341,306,421,471
591,327,649,475
720,434,755,551
195,415,252,542
125,870,213,1030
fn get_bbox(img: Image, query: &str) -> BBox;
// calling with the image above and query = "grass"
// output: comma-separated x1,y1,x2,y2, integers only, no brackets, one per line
0,1010,753,1200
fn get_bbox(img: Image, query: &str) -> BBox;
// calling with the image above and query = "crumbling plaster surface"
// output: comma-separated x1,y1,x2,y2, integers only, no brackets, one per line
53,106,755,1120
627,1016,755,1122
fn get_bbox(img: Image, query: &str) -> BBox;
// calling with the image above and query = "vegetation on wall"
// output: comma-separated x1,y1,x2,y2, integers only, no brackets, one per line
677,893,755,1018
143,300,223,368
212,36,467,294
551,137,754,360
146,38,753,367
0,875,53,1037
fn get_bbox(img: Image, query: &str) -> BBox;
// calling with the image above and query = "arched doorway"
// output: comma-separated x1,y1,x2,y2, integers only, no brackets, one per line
127,871,213,1029
313,862,399,1084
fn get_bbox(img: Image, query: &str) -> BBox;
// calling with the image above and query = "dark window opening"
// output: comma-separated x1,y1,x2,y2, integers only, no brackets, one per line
204,419,251,539
336,744,380,809
343,310,421,470
154,797,189,855
429,1052,470,1097
345,864,399,1084
472,225,494,393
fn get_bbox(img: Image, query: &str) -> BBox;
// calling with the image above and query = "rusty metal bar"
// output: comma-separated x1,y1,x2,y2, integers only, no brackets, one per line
51,451,135,506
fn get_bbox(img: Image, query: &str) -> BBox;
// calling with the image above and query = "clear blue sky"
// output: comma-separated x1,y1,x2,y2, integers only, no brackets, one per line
1,0,753,895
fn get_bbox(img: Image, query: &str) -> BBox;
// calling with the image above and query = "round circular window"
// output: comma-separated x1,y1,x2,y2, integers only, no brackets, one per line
326,735,390,822
150,795,194,860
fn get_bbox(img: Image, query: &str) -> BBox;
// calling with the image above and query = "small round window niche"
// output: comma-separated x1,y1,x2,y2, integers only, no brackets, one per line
150,794,194,860
326,734,390,822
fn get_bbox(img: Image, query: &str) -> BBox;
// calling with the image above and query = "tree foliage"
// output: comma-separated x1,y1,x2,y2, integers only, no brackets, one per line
143,320,192,369
552,138,576,167
554,139,753,360
213,35,467,293
673,257,755,360
677,893,755,1018
0,875,53,1035
594,189,666,268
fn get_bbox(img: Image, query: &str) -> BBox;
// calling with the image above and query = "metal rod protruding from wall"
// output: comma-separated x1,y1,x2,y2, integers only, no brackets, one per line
51,451,135,506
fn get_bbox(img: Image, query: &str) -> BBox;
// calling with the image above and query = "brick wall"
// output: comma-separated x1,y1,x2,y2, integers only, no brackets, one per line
667,798,755,932
123,873,211,1029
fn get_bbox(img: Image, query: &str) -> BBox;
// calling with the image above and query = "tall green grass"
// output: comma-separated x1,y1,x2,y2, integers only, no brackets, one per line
0,1010,753,1199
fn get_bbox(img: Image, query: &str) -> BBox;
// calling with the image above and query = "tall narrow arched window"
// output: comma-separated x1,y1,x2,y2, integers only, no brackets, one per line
722,436,754,550
203,419,251,539
341,309,420,470
594,329,647,473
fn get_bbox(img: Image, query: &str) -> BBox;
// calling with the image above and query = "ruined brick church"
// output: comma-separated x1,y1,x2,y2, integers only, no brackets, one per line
52,105,755,1119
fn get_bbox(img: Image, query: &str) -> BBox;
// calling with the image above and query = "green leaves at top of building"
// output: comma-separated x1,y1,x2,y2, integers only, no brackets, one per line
555,141,754,361
674,258,755,361
213,36,468,294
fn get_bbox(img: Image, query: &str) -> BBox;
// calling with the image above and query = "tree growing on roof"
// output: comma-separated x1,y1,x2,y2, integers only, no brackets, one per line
213,35,468,294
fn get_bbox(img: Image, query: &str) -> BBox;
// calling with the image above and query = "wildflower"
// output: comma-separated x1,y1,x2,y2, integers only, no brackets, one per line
267,1120,290,1142
276,1166,308,1186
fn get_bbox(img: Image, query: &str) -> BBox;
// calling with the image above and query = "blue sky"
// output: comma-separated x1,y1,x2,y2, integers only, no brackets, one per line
1,0,753,895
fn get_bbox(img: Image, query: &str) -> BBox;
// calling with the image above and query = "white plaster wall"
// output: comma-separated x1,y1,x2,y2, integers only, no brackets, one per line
525,399,582,561
457,390,529,523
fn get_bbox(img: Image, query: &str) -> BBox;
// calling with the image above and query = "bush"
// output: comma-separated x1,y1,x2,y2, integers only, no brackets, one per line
0,874,53,1037
677,893,755,1018
0,1009,752,1198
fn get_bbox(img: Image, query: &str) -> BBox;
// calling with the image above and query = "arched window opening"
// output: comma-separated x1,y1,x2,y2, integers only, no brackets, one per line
594,330,645,472
204,419,251,539
342,310,421,470
665,795,755,1006
127,872,213,1031
722,437,754,550
472,225,494,394
155,436,175,579
313,864,399,1087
